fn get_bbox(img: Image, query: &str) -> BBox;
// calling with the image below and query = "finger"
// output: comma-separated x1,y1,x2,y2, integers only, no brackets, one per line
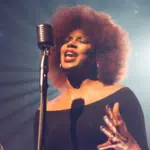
0,144,4,150
113,102,119,121
112,102,124,126
100,125,113,138
105,104,120,127
103,114,128,143
113,102,119,114
98,142,129,150
103,115,117,133
102,117,128,143
100,126,121,143
97,142,117,150
113,102,123,120
97,140,111,149
105,105,113,119
113,103,129,130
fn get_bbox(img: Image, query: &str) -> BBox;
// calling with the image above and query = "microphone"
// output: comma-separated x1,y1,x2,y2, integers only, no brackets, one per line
37,24,54,50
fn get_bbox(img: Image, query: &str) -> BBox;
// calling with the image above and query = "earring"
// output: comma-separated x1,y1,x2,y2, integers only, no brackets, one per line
96,62,99,68
59,63,62,68
96,62,100,79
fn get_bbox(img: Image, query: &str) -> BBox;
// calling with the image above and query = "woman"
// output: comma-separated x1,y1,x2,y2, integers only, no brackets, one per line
34,5,149,150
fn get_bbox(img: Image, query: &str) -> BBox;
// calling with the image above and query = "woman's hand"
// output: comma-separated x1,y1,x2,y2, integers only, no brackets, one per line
0,144,4,150
97,102,141,150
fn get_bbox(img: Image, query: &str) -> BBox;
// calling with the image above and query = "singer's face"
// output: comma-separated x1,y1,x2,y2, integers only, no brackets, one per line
60,29,93,70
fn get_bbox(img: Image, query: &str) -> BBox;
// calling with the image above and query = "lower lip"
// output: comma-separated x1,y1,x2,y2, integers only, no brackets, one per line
64,56,76,62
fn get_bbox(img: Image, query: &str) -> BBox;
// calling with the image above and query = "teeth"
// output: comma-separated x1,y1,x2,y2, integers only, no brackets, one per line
65,52,76,57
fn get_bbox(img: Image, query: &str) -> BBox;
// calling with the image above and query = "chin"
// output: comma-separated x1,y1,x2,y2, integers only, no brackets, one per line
62,62,78,69
61,64,80,72
62,65,76,70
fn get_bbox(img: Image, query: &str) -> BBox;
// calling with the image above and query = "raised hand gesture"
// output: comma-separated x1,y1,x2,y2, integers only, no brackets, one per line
97,102,141,150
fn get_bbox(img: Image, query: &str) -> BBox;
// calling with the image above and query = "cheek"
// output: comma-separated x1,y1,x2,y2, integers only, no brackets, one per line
60,46,65,58
60,52,64,62
79,47,93,57
60,47,63,55
60,43,66,52
77,53,89,63
79,49,94,63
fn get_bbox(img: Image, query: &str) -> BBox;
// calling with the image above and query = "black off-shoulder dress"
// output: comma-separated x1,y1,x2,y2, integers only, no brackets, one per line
34,87,149,150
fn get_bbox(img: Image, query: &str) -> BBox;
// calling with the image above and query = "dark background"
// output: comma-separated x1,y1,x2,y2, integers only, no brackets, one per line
0,0,150,149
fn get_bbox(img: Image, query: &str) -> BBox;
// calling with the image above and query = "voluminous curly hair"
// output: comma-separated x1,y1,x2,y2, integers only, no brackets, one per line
48,5,131,91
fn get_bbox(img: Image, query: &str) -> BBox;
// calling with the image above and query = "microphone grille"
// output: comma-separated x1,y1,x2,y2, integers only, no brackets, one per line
37,24,54,49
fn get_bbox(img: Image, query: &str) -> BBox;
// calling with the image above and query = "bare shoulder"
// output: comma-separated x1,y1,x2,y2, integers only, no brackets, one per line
46,94,62,111
106,84,126,93
100,84,126,98
37,94,62,111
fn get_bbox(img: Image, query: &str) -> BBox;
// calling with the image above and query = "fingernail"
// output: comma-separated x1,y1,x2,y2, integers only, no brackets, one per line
104,115,108,118
107,105,112,110
104,115,109,121
100,125,105,130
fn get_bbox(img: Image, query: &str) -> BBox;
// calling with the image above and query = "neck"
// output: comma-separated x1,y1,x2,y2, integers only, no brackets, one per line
67,74,97,89
64,63,99,89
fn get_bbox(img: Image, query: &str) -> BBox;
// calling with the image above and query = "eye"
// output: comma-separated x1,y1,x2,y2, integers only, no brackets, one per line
79,39,91,44
64,36,72,43
78,38,91,44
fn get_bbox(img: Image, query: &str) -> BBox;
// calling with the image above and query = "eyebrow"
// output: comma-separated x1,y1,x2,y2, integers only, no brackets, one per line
67,35,89,40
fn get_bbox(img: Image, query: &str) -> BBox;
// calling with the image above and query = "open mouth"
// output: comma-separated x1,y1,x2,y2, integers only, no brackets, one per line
64,52,77,57
64,51,77,62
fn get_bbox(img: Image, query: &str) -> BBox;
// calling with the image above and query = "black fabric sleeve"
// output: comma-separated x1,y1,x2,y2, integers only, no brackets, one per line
119,87,149,150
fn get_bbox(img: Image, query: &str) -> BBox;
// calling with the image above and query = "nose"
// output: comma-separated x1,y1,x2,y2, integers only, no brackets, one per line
67,43,77,48
67,39,77,48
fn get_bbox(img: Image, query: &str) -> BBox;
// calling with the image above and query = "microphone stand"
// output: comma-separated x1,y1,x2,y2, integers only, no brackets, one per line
36,23,54,150
37,48,50,150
